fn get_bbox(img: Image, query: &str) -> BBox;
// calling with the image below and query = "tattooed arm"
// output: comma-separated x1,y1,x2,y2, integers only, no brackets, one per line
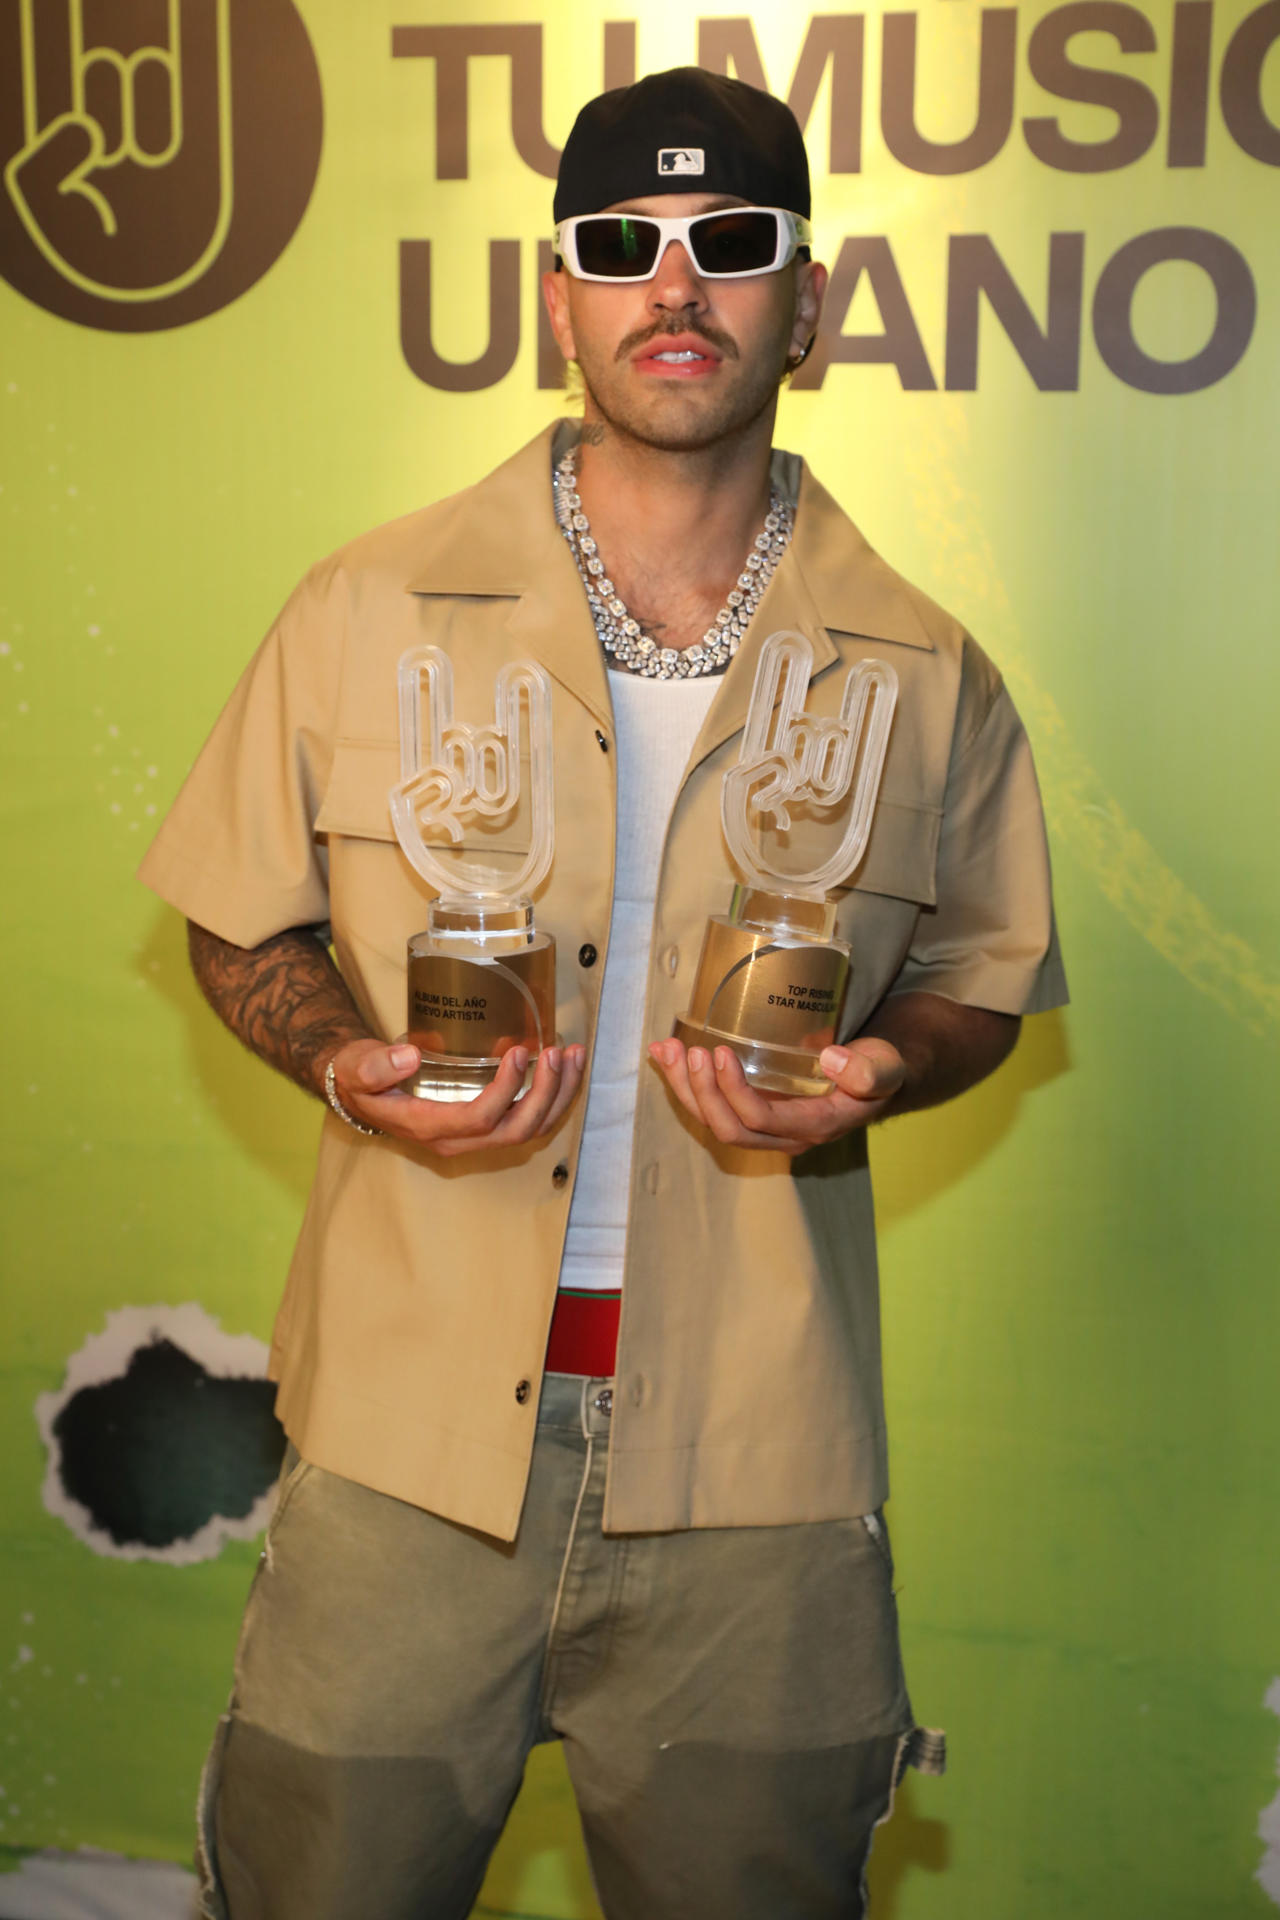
186,921,585,1156
187,921,370,1099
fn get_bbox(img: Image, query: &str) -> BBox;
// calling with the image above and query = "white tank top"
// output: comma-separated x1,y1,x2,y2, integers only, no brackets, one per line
558,669,719,1294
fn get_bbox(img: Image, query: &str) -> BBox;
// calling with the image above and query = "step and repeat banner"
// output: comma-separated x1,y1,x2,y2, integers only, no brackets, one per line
2,2,1278,1915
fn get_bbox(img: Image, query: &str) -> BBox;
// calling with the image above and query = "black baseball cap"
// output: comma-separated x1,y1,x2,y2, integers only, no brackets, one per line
553,68,810,224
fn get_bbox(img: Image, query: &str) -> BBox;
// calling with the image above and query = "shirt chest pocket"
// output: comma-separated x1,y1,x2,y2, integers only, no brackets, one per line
313,740,428,972
828,795,942,1036
312,737,574,963
314,738,401,843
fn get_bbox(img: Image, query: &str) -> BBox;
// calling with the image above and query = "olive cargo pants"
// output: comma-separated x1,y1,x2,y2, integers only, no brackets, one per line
198,1372,941,1919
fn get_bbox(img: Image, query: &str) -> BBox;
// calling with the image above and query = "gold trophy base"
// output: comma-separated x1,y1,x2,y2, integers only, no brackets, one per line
405,906,556,1104
674,890,850,1100
405,1051,541,1104
673,1016,836,1099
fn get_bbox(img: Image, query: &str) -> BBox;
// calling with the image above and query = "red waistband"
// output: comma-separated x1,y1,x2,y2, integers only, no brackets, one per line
546,1289,621,1377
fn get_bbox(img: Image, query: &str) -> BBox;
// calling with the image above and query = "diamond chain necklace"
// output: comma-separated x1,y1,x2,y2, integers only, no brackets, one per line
553,448,794,679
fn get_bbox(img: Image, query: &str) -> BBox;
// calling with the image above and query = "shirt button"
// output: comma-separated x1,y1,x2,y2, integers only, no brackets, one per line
595,729,609,752
664,944,679,976
642,1162,660,1196
515,1379,531,1405
552,1162,569,1189
578,942,598,968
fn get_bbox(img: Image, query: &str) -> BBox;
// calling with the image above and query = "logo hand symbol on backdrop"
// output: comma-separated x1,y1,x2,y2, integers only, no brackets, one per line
4,0,232,303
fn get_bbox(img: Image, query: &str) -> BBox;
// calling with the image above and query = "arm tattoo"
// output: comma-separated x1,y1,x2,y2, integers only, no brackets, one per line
187,922,373,1101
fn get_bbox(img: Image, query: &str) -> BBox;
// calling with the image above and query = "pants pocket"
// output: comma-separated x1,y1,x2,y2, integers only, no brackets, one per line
860,1507,895,1577
195,1707,232,1920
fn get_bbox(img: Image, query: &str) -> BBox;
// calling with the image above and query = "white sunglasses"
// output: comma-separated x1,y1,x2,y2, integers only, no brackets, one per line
554,206,812,282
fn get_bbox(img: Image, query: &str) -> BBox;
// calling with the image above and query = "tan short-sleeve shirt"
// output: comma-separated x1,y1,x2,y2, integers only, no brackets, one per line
139,424,1067,1541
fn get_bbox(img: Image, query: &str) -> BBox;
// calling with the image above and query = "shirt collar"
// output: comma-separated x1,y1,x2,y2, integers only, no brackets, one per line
405,422,931,647
401,422,934,732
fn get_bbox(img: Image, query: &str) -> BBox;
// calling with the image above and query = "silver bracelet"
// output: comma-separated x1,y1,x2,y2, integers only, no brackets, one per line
323,1058,380,1136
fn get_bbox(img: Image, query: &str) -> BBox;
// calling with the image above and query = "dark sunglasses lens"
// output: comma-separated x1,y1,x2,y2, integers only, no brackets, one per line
574,216,661,277
689,211,779,274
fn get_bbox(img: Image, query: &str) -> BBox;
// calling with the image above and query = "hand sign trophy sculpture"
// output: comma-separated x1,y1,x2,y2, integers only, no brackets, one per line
390,648,557,1103
675,631,898,1096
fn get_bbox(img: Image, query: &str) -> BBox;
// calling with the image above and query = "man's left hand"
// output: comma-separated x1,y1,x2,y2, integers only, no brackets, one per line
648,1037,906,1154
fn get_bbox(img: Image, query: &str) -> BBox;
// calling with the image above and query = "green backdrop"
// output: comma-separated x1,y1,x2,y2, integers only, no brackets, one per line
2,2,1278,1915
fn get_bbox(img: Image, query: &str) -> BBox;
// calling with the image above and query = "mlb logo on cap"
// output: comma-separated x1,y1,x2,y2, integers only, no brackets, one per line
658,148,705,175
553,74,811,224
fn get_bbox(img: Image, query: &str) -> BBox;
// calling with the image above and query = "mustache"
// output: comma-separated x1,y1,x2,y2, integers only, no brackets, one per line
615,316,739,363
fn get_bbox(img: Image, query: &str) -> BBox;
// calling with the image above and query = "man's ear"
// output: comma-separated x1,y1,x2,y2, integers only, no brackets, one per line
541,266,577,364
790,258,828,365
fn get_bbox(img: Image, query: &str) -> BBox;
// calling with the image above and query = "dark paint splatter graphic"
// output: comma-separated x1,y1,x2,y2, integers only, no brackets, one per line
52,1338,286,1550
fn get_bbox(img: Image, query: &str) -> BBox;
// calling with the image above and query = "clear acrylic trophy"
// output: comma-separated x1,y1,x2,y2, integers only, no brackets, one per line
390,647,556,1102
675,630,898,1097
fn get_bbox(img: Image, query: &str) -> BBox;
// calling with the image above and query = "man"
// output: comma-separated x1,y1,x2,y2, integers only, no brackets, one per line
142,68,1065,1920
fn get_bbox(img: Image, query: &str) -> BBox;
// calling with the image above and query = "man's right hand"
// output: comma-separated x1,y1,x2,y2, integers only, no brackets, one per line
325,1038,586,1157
